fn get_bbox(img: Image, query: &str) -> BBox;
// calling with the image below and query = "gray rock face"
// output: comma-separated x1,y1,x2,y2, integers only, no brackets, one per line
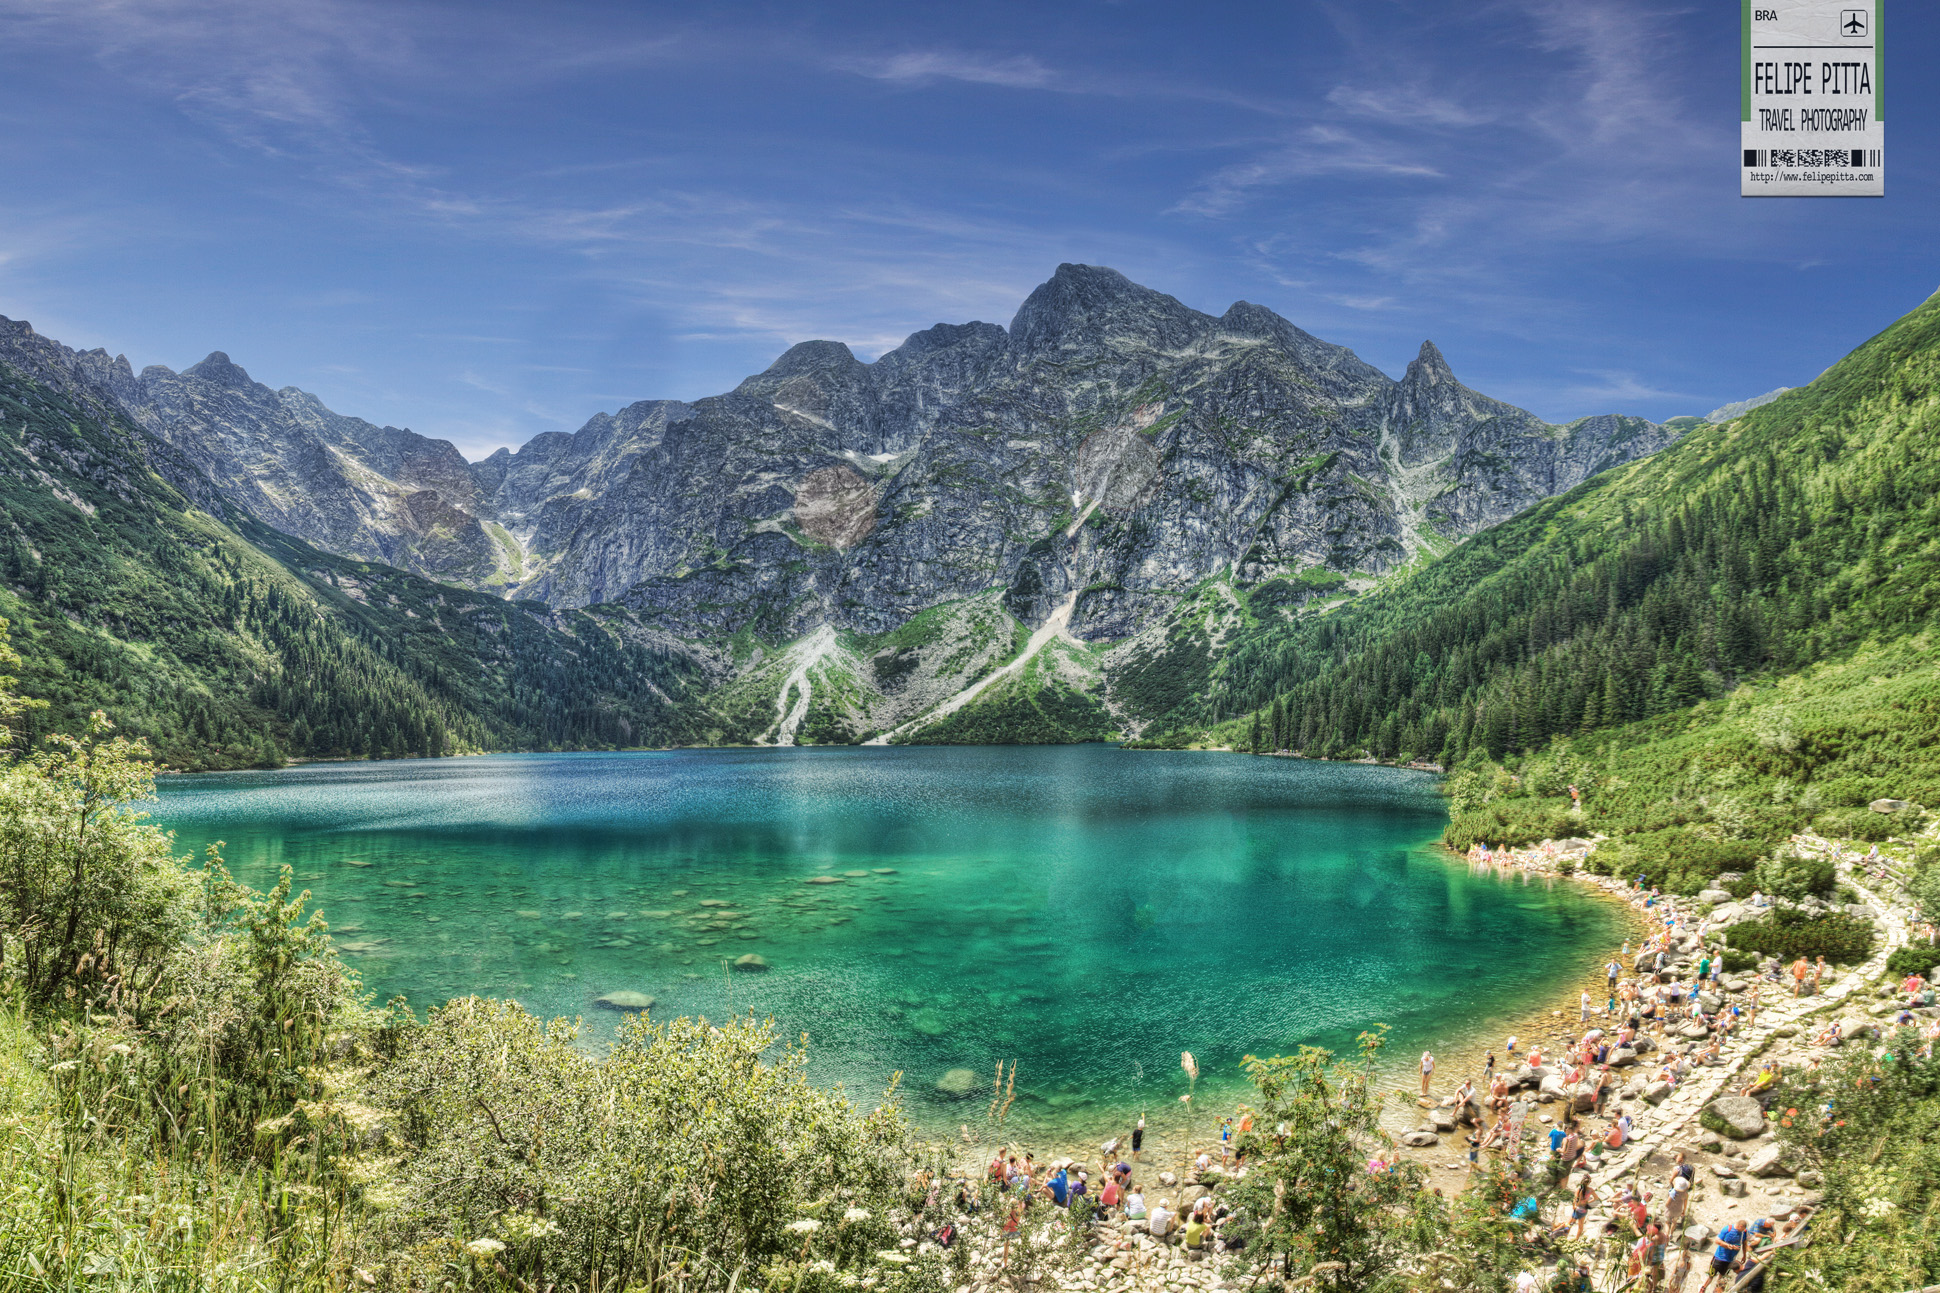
5,266,1683,645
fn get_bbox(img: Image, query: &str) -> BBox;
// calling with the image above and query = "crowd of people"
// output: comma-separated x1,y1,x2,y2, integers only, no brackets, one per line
964,1116,1253,1264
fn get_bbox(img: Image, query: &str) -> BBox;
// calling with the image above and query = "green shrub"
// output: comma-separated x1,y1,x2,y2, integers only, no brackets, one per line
1726,907,1876,965
1719,947,1762,973
1445,800,1576,852
369,1000,920,1290
1814,806,1899,842
1752,851,1838,900
1885,947,1940,978
1595,827,1769,895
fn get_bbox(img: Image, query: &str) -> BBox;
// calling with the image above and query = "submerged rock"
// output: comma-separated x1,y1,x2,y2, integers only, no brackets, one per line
733,953,770,971
595,991,656,1011
935,1068,979,1096
804,876,845,885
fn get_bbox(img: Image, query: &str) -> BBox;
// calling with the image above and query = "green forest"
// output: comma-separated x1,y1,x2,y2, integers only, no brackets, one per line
0,364,730,770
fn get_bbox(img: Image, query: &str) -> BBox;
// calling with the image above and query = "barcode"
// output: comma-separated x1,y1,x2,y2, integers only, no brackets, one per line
1743,149,1880,168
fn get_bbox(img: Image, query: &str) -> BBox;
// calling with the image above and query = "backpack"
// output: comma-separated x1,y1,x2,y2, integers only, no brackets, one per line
933,1223,956,1248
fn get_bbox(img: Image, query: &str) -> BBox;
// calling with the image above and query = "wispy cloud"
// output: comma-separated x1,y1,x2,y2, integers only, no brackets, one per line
1558,369,1699,405
835,49,1061,90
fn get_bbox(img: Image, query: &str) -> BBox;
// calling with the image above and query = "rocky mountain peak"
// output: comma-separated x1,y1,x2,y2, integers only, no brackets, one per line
882,320,1008,361
1403,340,1455,388
181,351,258,390
1007,263,1210,358
759,340,864,379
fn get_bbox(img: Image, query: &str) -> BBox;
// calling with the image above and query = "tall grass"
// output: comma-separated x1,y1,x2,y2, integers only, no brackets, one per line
0,1003,351,1290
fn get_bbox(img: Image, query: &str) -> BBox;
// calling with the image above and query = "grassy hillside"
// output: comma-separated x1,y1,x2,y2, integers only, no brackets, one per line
0,361,725,768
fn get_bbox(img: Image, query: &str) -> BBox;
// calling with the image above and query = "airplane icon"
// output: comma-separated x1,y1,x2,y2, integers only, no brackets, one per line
1841,10,1868,37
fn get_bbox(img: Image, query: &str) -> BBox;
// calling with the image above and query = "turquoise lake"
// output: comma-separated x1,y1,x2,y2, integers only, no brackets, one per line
152,745,1620,1144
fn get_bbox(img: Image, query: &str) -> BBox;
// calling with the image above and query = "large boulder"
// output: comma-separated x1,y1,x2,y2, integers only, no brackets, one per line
1569,1083,1599,1113
1608,1047,1638,1068
1746,1142,1798,1178
1403,1131,1440,1148
1698,991,1723,1012
1679,1022,1713,1040
1427,1106,1459,1133
1643,1080,1673,1105
1870,798,1912,814
1539,1074,1570,1103
1697,889,1734,905
1702,1095,1767,1140
1632,1034,1656,1054
1720,976,1749,993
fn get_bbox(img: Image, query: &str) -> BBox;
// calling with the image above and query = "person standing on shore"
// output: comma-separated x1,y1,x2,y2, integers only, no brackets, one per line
1420,1050,1436,1097
1581,990,1593,1021
1132,1114,1144,1159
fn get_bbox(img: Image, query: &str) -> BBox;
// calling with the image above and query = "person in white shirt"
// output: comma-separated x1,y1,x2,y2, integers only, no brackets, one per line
1147,1199,1173,1238
1124,1189,1147,1220
1420,1050,1436,1095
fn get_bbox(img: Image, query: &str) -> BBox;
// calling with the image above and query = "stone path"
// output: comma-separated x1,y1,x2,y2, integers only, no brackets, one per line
1584,850,1911,1189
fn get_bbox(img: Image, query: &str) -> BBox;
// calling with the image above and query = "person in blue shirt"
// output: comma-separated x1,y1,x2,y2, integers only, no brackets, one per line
1048,1168,1070,1207
1697,1217,1746,1293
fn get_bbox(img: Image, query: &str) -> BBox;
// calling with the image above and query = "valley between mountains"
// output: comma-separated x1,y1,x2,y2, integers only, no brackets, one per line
0,264,1705,764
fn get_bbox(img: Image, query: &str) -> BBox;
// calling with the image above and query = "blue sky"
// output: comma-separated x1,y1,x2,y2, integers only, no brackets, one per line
1,0,1933,459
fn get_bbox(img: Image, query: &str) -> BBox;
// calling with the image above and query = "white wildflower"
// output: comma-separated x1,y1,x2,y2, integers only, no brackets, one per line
843,1206,872,1222
465,1238,506,1257
786,1218,823,1234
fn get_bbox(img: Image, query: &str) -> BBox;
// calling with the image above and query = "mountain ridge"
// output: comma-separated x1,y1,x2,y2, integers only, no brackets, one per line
0,265,1694,751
